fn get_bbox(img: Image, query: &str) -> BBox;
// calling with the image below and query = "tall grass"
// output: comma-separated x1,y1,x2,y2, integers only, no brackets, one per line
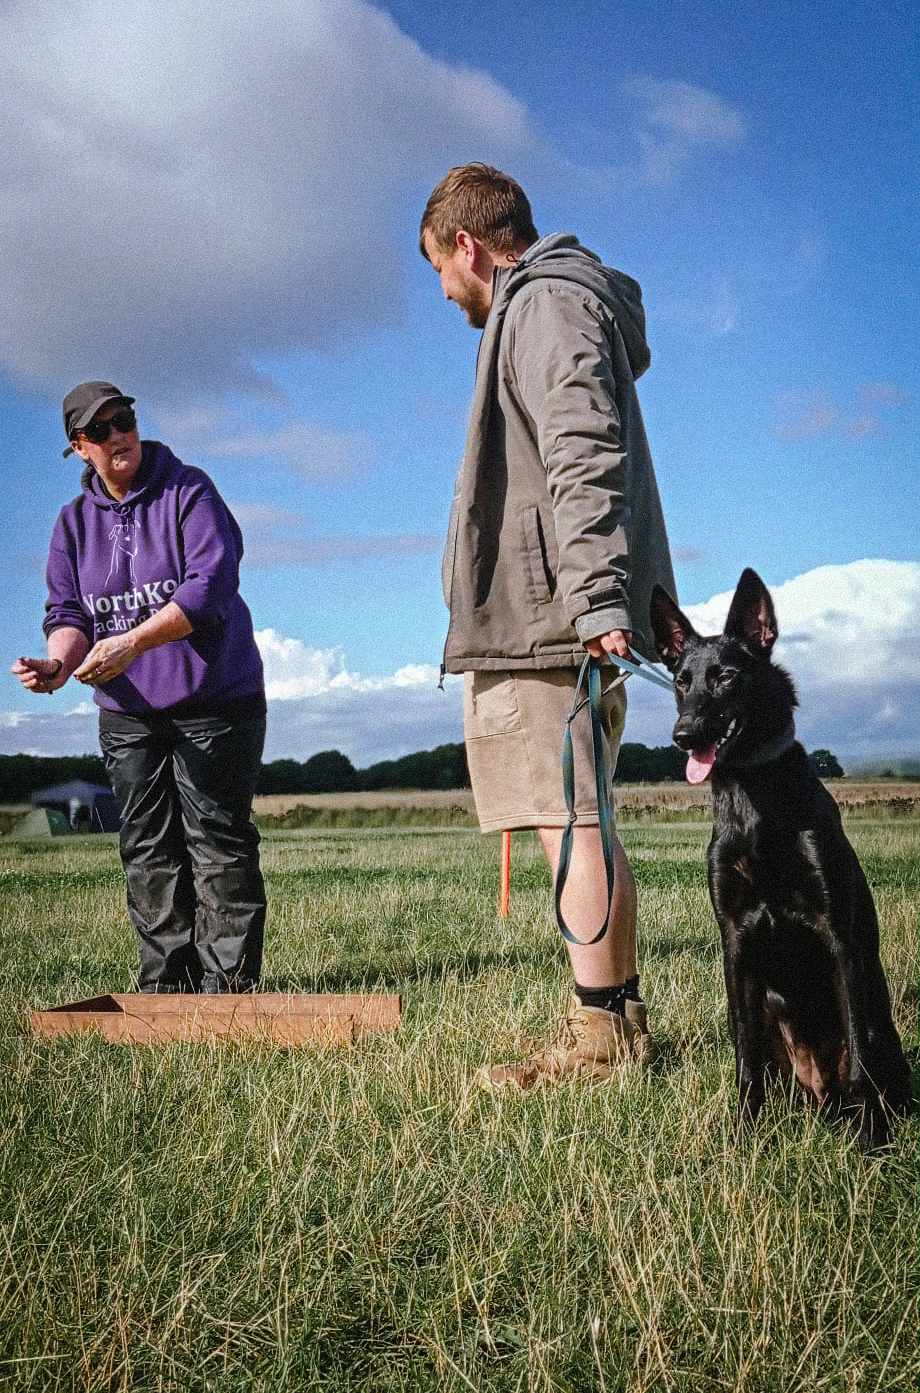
0,819,917,1391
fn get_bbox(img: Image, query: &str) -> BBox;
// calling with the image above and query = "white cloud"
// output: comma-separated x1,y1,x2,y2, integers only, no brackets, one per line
206,423,376,479
3,562,917,767
0,2,751,418
776,384,907,441
149,407,376,480
845,414,882,440
251,630,460,762
775,392,839,440
255,628,442,701
0,705,99,758
623,78,746,186
684,560,920,682
151,406,226,439
858,383,907,408
708,277,740,335
229,505,439,569
262,679,462,765
231,504,304,533
0,0,539,401
255,631,350,701
657,274,741,340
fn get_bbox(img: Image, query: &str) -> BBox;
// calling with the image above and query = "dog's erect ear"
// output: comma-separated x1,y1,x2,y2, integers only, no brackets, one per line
724,568,778,654
650,585,697,670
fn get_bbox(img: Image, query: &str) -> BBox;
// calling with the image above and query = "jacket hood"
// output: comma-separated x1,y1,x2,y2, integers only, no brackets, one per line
81,440,176,510
494,233,650,380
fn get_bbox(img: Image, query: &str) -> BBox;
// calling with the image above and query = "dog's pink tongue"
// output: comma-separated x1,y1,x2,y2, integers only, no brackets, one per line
686,745,717,784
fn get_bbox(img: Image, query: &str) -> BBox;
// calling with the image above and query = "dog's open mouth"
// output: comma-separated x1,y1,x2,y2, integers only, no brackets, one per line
685,720,738,784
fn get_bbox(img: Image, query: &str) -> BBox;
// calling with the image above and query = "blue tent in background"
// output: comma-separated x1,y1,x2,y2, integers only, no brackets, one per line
31,779,121,832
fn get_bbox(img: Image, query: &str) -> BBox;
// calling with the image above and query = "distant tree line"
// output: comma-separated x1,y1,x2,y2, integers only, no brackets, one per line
0,743,848,802
0,753,109,802
615,743,687,782
255,744,470,794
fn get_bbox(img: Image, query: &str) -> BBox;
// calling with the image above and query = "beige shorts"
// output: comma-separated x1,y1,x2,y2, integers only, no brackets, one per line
463,667,628,833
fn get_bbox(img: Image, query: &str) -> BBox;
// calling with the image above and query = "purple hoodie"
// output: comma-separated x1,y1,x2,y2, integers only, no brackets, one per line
44,441,264,714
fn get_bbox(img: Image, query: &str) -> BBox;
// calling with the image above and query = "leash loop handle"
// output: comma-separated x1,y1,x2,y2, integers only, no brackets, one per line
553,656,617,946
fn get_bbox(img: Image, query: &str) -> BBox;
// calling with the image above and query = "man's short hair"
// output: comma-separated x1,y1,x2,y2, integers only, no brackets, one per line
419,164,538,260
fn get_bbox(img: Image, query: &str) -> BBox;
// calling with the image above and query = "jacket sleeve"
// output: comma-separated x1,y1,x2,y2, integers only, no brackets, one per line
508,284,633,639
170,474,244,628
43,515,93,640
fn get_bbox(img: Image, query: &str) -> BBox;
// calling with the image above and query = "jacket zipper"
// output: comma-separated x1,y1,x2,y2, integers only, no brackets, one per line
438,552,456,689
438,289,502,689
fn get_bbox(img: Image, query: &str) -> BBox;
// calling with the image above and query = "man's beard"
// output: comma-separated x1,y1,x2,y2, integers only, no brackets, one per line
456,278,491,330
463,291,490,330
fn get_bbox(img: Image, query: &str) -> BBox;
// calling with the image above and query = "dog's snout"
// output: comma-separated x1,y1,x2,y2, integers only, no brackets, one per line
672,719,697,751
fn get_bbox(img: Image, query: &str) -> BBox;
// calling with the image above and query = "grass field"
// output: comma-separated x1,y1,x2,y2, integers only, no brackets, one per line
1,810,918,1391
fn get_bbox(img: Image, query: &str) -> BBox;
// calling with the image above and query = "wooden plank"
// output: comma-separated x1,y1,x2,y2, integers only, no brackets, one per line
31,992,401,1046
106,992,401,1027
32,1009,355,1046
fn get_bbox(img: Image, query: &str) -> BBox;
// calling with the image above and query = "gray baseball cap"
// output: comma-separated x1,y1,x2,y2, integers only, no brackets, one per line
62,381,135,457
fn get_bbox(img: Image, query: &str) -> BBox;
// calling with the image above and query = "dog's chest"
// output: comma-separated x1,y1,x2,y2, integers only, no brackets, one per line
710,804,829,926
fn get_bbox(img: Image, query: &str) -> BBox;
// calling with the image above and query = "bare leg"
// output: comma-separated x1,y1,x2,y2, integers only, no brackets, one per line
538,827,637,987
472,827,642,1090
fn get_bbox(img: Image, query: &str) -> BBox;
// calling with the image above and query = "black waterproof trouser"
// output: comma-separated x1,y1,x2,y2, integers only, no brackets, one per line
99,705,267,992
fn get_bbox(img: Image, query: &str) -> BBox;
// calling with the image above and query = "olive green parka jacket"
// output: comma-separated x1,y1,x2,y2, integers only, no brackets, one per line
441,233,675,673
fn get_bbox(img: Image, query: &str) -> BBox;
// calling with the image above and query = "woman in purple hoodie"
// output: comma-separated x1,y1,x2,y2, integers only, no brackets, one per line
12,381,267,994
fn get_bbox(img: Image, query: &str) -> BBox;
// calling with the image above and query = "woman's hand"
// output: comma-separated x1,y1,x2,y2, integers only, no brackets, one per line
70,604,191,686
73,635,140,686
11,656,68,694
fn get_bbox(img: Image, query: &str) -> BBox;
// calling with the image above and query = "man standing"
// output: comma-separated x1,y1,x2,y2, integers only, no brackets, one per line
420,164,675,1089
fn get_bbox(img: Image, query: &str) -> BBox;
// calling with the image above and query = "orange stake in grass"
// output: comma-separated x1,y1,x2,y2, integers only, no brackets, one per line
499,829,511,918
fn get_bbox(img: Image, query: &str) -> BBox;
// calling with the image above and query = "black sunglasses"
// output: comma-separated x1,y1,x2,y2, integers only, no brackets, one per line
79,407,138,444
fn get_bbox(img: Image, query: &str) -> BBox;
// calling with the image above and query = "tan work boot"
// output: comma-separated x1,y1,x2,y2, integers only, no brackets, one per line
624,998,655,1067
474,995,640,1092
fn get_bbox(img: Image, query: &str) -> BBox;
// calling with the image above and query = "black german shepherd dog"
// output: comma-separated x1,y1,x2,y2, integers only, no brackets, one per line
650,569,913,1150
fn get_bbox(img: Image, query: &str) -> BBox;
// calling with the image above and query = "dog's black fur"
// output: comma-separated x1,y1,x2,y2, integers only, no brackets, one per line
650,569,913,1150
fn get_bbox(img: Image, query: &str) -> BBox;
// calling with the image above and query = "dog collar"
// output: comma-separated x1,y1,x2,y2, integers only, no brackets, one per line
722,720,797,770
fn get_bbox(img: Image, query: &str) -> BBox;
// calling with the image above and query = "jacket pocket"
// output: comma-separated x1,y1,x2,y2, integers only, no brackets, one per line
521,506,556,606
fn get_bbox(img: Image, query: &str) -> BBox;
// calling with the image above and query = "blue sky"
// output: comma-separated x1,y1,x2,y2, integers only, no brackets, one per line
1,0,917,767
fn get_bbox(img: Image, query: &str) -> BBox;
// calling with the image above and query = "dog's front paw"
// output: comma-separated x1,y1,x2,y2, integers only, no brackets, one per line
734,1081,765,1138
849,1096,892,1154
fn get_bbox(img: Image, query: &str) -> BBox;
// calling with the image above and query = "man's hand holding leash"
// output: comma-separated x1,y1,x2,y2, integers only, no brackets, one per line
583,628,635,663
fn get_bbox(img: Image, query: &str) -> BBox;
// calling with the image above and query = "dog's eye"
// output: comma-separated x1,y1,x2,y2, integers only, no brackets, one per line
675,673,691,693
719,669,739,686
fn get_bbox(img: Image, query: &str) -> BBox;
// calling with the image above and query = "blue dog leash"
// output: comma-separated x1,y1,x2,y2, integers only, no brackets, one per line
554,650,674,946
602,650,676,691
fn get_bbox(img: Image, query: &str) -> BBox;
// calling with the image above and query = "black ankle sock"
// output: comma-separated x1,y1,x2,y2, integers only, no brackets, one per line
575,975,642,1016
